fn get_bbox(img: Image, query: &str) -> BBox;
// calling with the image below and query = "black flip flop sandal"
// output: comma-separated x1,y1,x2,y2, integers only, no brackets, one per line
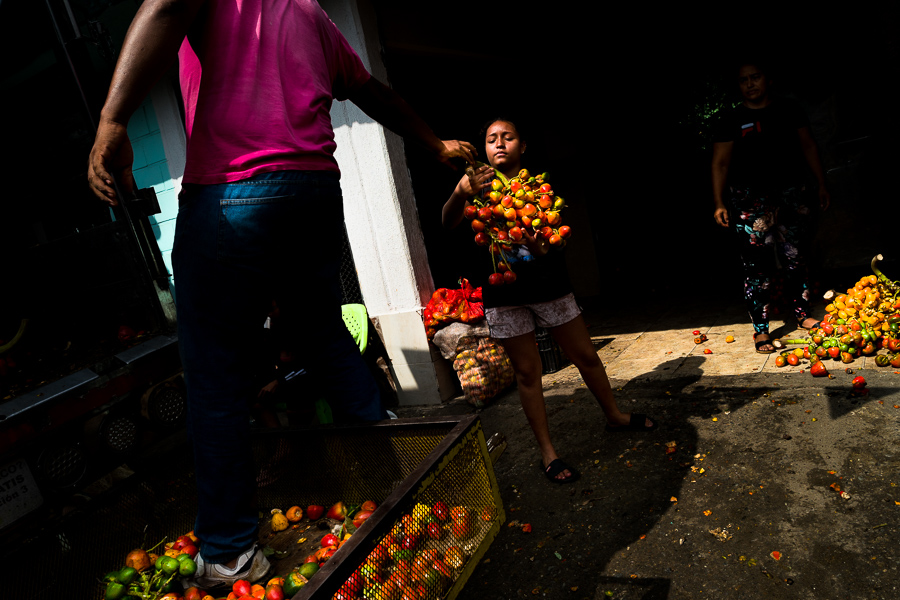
798,319,821,331
540,458,581,484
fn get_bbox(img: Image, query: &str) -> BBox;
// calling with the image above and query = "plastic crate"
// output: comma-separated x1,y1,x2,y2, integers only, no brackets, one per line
535,327,567,374
3,416,503,600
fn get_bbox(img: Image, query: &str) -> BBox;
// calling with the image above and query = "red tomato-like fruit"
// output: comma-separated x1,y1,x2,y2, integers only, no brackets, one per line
471,219,486,233
502,271,517,284
774,355,787,367
321,534,340,548
558,225,572,239
352,510,373,528
463,205,477,220
172,536,192,551
810,361,828,377
851,376,867,389
264,584,284,600
233,580,252,597
827,347,841,359
426,522,442,540
184,587,204,600
786,354,799,366
474,232,490,246
488,273,504,286
432,502,449,521
400,533,421,550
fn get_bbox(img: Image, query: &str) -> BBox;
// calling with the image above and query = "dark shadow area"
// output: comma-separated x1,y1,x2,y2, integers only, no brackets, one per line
370,2,900,304
452,353,899,599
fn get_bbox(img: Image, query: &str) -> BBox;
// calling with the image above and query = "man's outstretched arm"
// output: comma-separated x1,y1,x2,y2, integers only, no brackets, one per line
88,0,205,205
349,77,476,169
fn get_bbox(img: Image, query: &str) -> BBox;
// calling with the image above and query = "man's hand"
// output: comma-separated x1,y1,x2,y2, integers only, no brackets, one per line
436,140,477,169
714,206,730,228
88,118,136,206
818,186,831,211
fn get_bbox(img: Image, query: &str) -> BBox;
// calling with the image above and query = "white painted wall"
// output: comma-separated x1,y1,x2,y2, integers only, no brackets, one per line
324,0,449,405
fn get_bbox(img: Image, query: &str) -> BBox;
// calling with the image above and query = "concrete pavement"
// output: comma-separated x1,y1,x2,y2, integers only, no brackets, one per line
396,296,900,600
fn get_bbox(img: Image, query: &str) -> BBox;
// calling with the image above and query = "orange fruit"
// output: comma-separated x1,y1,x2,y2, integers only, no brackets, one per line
286,506,303,522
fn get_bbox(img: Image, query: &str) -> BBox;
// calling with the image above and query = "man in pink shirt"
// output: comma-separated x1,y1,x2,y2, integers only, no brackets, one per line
88,0,475,590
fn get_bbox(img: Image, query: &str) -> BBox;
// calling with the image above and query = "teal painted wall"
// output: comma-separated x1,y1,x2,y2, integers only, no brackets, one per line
127,98,179,292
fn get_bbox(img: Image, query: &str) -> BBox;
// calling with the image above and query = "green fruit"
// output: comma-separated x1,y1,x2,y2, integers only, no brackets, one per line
105,582,126,600
160,556,179,575
298,562,319,579
283,571,307,596
178,557,197,577
116,567,138,585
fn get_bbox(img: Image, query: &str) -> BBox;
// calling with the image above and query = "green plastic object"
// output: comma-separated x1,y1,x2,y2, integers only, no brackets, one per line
342,303,369,355
315,398,333,425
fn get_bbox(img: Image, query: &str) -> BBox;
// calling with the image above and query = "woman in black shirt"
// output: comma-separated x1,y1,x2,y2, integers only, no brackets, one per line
711,62,830,353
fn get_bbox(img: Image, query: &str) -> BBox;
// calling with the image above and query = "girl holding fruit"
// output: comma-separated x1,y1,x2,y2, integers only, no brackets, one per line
442,118,657,484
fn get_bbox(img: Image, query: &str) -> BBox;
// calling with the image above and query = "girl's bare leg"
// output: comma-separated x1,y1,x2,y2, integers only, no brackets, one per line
500,331,573,480
550,315,653,428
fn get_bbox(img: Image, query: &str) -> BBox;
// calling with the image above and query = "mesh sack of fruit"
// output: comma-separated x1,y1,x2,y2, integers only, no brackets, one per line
433,321,491,360
452,336,514,408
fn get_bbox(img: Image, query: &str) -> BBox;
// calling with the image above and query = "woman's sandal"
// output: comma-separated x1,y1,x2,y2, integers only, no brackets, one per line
754,333,776,354
605,413,658,433
798,318,821,331
540,458,581,484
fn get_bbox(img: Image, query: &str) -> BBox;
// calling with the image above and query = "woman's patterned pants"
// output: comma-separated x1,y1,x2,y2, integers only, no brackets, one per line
729,185,814,335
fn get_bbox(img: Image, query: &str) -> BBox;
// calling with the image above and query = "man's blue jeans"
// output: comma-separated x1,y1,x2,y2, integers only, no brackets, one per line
173,170,385,563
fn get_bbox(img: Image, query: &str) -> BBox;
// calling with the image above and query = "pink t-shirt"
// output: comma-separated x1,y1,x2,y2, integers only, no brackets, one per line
178,0,371,184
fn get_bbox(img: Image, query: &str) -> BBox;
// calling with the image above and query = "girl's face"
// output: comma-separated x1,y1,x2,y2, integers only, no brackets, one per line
485,121,525,171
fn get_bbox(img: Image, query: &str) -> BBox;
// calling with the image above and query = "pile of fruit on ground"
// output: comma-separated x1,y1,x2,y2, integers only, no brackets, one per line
100,497,494,600
774,255,900,376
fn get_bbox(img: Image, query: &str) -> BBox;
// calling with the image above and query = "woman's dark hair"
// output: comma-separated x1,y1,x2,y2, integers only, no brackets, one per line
479,116,526,143
734,57,773,81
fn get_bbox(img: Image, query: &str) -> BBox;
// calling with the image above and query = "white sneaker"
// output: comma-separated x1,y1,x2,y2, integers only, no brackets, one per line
182,543,271,590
